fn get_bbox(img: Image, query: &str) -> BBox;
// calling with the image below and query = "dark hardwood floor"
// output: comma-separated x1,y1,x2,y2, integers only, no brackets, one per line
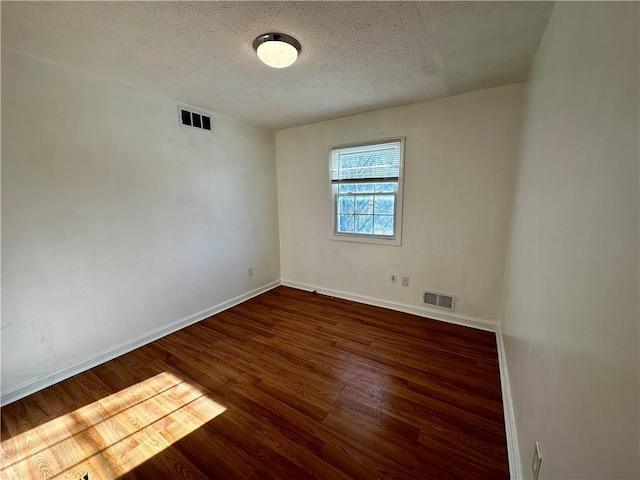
1,286,509,479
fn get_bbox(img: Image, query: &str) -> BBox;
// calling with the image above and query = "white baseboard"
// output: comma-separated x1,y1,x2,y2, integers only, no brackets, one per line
280,279,497,332
496,327,522,480
0,281,281,406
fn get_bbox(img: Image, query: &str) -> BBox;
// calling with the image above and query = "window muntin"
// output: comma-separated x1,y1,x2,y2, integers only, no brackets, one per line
331,138,404,244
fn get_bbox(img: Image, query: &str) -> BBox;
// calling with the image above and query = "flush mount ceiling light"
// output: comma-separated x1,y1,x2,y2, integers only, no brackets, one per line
253,33,301,69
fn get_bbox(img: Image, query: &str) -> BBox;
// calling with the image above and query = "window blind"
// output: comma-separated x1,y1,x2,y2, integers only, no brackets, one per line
331,140,401,183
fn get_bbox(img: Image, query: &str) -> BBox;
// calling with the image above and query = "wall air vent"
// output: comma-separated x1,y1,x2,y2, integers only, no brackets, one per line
178,106,212,132
422,290,456,311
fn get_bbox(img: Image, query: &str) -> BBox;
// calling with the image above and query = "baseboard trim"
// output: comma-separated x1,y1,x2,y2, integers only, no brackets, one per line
281,279,497,332
1,280,281,406
496,327,522,480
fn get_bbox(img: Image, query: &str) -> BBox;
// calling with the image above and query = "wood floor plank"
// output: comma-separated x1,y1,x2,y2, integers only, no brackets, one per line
1,286,509,479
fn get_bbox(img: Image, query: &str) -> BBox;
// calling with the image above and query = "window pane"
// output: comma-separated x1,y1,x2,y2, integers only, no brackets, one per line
373,215,394,236
374,182,396,193
338,184,357,194
338,214,355,233
338,196,354,214
355,215,373,234
374,195,395,215
356,183,375,193
355,196,373,214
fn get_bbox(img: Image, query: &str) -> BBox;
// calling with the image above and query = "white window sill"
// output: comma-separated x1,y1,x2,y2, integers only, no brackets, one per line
330,233,402,246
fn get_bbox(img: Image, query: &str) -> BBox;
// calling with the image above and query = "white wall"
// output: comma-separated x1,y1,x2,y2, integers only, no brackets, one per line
1,49,280,400
500,3,639,479
276,84,524,324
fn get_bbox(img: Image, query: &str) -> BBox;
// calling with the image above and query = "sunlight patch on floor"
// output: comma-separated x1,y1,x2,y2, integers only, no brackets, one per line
1,372,226,479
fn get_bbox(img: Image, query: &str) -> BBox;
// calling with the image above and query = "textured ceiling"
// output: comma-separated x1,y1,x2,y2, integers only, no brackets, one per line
2,1,554,130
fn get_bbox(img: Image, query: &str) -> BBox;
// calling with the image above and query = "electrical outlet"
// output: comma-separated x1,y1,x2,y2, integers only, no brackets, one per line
390,274,397,285
248,267,254,277
401,276,409,287
532,441,542,480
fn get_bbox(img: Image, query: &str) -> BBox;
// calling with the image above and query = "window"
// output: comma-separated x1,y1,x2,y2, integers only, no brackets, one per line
330,138,404,245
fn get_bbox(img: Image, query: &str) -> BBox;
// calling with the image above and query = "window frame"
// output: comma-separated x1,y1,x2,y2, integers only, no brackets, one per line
329,137,405,246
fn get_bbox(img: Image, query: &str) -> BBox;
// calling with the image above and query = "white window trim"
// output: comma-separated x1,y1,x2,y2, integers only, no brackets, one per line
329,136,405,246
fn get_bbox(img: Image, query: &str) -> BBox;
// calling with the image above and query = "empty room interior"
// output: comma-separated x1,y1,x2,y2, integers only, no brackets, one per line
1,1,638,479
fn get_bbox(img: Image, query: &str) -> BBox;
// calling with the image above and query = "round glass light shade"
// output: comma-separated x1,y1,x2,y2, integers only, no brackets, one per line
253,33,301,69
256,40,298,68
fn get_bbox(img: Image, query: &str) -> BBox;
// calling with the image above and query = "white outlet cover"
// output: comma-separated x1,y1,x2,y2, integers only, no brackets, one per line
532,441,542,480
401,277,409,287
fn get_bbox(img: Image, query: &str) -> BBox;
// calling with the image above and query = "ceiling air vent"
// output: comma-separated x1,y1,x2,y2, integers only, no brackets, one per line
178,106,212,132
423,290,456,311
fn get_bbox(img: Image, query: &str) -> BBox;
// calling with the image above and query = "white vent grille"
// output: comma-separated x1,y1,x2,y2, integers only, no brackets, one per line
178,106,212,132
422,290,456,311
